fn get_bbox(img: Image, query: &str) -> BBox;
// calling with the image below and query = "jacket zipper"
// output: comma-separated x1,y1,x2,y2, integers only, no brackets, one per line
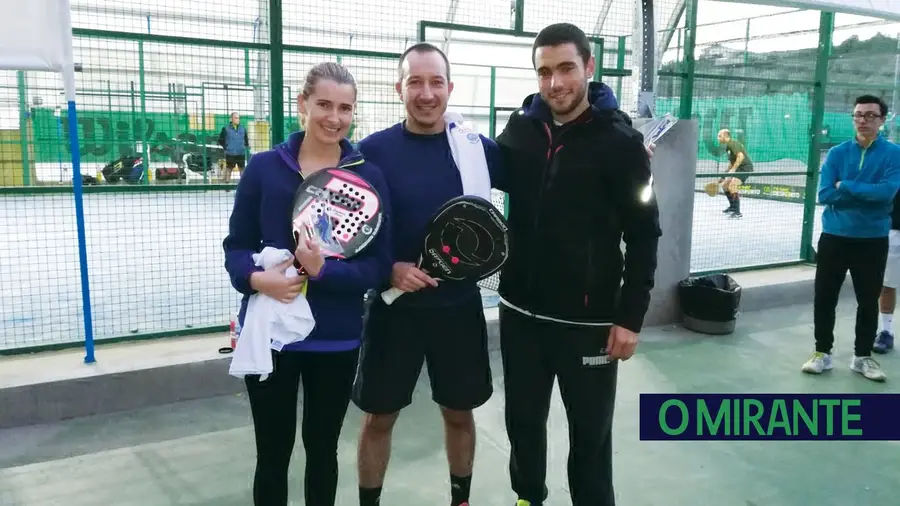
529,117,593,309
584,236,592,307
525,123,553,297
525,122,566,298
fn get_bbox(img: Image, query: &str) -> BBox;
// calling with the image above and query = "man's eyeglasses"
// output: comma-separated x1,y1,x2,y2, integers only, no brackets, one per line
851,112,883,122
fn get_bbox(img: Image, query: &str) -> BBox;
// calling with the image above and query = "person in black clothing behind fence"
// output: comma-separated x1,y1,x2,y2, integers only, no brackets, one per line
495,23,661,506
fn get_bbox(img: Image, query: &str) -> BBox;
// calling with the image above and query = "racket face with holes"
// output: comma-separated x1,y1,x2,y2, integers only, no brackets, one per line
419,195,509,282
291,168,384,259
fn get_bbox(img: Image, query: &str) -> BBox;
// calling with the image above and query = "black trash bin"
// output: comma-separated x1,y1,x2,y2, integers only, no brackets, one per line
678,274,742,335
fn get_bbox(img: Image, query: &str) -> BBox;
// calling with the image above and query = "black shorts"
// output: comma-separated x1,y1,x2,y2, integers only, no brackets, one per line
735,164,752,183
225,154,246,169
351,294,493,414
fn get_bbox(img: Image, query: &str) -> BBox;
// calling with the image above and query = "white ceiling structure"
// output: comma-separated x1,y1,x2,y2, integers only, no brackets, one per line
658,0,900,70
716,0,900,21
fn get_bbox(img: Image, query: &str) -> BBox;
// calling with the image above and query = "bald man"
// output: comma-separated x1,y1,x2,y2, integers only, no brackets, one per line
717,129,753,218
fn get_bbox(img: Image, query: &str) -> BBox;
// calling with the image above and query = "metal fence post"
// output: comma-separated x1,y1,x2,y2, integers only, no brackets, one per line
488,66,496,139
269,0,284,145
513,0,524,32
800,12,834,263
138,40,150,183
17,71,30,186
616,36,626,101
679,0,698,120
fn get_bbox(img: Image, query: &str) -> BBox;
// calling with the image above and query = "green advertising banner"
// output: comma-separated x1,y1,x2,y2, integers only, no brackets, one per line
737,181,806,203
27,108,307,164
656,92,862,165
656,93,813,163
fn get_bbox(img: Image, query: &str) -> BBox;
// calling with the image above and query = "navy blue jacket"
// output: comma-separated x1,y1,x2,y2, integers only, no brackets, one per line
223,131,393,352
357,122,505,308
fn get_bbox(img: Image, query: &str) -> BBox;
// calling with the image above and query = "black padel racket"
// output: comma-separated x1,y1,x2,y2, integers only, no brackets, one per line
381,195,509,305
291,167,384,268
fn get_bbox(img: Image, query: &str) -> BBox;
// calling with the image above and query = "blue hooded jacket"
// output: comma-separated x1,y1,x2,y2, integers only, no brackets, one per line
818,135,900,239
222,131,393,352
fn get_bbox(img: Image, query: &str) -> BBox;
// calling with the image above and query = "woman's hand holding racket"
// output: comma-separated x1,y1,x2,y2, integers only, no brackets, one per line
249,259,308,304
390,262,439,293
294,225,326,278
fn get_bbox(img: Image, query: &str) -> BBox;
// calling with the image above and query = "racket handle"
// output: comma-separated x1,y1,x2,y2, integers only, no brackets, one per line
380,287,406,305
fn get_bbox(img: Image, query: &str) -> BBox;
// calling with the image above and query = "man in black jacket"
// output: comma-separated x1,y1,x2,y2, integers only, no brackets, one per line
495,23,661,506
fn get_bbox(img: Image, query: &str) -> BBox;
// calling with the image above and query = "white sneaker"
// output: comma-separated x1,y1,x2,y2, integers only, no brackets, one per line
801,352,833,374
850,356,887,382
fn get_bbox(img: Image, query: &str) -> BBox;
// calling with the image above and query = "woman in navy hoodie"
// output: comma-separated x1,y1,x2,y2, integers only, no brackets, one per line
223,62,392,506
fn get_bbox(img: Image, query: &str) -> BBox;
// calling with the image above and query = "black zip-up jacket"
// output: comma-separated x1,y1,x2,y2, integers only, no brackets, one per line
495,82,662,333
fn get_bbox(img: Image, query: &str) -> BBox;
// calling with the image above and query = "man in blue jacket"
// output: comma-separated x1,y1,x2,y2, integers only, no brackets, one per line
803,95,900,382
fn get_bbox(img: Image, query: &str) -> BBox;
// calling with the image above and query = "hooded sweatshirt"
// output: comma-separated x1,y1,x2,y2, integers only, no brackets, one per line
223,131,393,352
495,81,662,333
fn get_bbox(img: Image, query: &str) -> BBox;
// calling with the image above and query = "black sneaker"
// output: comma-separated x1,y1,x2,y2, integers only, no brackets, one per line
722,207,735,213
729,212,742,219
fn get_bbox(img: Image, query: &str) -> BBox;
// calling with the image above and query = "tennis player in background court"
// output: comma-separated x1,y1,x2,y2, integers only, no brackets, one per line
222,62,393,506
351,43,505,506
874,189,900,354
803,94,900,382
717,128,753,218
495,23,661,506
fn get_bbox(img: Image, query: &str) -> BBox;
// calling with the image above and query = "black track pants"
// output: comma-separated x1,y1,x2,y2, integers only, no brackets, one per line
500,304,619,506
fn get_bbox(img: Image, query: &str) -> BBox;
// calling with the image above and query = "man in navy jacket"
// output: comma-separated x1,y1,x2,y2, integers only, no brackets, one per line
351,43,504,506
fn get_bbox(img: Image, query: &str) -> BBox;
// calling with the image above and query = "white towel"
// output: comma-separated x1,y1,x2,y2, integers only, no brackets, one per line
228,247,317,381
444,111,492,201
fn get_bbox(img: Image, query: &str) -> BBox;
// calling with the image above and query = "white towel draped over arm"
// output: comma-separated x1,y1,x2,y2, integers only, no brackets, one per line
228,247,316,381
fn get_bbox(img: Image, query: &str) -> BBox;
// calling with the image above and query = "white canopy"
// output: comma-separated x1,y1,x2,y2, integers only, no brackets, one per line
717,0,900,21
0,0,76,99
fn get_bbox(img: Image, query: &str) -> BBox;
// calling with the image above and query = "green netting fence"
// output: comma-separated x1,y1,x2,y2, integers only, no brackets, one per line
0,0,898,354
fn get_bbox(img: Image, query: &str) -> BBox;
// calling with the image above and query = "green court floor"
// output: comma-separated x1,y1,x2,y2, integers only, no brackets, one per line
1,300,897,506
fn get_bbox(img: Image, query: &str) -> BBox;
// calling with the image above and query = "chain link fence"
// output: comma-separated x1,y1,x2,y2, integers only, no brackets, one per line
0,0,898,352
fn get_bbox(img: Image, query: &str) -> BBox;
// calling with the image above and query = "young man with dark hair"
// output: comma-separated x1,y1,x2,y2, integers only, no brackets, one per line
717,128,753,218
803,94,900,381
352,41,504,506
495,22,661,506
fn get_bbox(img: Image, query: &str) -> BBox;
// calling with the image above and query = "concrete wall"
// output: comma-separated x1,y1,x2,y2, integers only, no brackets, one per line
633,119,698,327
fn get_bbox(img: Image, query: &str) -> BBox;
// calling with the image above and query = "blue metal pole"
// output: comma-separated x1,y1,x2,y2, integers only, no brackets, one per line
67,100,96,364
